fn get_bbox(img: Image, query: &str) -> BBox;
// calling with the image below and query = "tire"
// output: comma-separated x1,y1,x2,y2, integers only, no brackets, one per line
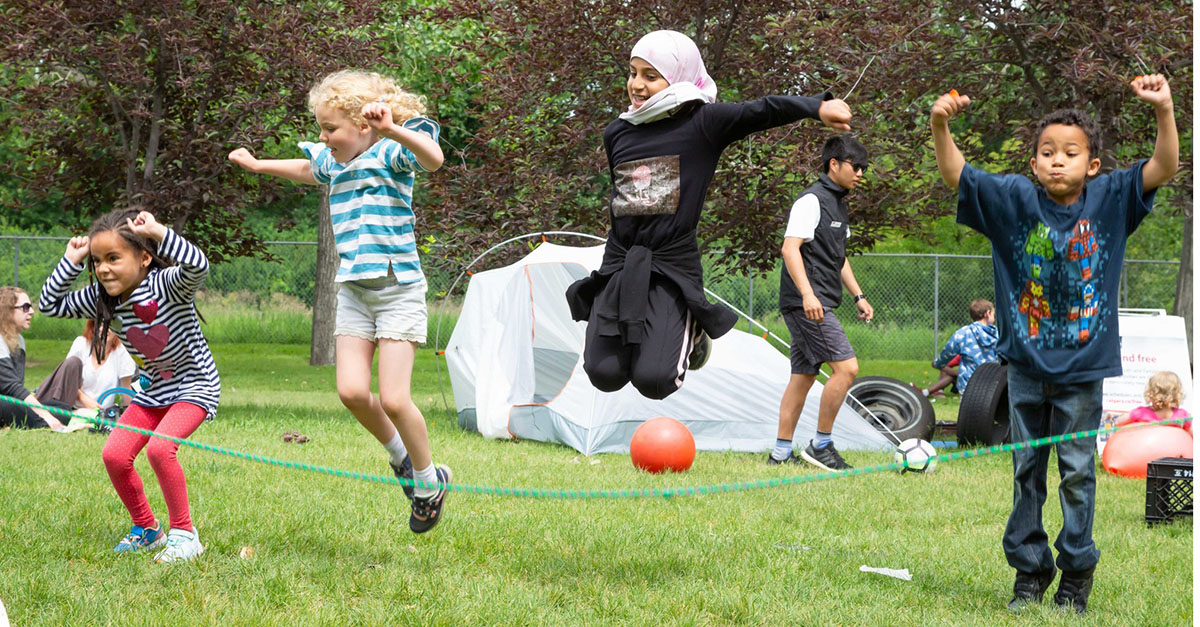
846,376,935,443
957,362,1011,446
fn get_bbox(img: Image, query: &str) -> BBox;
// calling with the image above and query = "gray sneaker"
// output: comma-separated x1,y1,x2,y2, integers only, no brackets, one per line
800,440,852,470
687,321,711,371
389,454,414,501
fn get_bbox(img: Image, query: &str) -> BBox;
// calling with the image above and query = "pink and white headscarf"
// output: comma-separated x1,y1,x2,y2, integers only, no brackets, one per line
619,30,717,125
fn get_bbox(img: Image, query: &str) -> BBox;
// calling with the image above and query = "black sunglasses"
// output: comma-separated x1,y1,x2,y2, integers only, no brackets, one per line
13,303,32,313
838,159,869,174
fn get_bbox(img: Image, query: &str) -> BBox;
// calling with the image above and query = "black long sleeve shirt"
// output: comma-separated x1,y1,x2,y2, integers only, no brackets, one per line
568,95,828,343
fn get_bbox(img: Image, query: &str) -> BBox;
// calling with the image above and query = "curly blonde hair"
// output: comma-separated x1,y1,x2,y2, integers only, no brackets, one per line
307,70,426,127
0,286,28,354
1144,371,1184,411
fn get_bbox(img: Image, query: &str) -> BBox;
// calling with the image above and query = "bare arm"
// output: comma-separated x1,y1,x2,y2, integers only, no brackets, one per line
930,91,971,190
228,148,318,185
1131,75,1179,191
841,258,873,322
361,103,444,171
782,238,825,322
77,389,101,410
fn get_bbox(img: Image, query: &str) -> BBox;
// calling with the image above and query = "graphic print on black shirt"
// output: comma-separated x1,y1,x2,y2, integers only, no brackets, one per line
612,155,681,217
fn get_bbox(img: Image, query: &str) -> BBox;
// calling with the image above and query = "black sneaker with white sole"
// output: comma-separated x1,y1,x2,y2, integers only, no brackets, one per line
410,465,452,533
766,452,801,465
389,454,414,501
800,440,852,470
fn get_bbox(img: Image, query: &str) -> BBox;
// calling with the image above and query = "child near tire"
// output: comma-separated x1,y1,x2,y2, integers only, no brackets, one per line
931,75,1179,614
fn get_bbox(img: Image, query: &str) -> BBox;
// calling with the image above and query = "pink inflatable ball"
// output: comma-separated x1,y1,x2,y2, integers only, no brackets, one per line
1101,424,1193,478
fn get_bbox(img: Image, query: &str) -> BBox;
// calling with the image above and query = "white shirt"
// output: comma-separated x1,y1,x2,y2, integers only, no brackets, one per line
67,336,137,408
784,193,850,242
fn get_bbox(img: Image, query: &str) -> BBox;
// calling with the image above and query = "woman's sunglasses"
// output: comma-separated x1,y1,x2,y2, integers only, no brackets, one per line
13,303,32,313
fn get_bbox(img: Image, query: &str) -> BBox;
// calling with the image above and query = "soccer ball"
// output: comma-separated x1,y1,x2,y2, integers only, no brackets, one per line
894,438,938,474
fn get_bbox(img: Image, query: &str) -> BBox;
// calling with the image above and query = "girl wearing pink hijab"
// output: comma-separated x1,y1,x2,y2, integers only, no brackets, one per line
567,30,852,400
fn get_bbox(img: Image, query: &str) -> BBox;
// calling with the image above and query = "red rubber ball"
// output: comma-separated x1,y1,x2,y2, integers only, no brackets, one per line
630,417,696,473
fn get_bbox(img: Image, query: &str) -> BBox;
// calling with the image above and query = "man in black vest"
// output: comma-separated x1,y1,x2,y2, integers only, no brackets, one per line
769,135,873,470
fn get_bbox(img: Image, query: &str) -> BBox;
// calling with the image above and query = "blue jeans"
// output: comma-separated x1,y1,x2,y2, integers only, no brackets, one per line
1003,368,1103,575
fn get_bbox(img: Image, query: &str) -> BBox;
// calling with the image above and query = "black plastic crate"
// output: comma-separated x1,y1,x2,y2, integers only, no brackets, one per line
1145,457,1193,526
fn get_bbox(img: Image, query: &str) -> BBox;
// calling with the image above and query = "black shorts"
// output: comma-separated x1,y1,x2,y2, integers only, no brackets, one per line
782,307,856,375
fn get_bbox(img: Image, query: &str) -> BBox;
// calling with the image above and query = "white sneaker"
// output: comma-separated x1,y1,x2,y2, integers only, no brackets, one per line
153,528,204,563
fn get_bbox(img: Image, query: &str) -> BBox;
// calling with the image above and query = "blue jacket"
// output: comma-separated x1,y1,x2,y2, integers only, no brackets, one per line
934,321,999,392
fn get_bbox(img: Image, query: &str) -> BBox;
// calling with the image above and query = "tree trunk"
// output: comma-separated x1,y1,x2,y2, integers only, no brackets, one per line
1173,212,1192,360
310,189,337,366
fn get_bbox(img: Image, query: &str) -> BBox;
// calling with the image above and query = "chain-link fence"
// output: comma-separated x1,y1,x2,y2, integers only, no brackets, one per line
2,235,1185,361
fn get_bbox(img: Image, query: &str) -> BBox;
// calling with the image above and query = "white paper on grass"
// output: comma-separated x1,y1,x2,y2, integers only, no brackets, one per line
859,565,912,581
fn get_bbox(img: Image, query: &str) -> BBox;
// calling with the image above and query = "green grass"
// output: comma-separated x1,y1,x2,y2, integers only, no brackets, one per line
1,343,1191,624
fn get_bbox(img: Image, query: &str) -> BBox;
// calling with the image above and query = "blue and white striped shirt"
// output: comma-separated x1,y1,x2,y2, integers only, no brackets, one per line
300,116,440,284
39,229,221,417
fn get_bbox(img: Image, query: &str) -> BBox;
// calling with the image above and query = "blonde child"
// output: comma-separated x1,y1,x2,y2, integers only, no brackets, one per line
228,70,450,532
1124,371,1189,429
40,209,218,562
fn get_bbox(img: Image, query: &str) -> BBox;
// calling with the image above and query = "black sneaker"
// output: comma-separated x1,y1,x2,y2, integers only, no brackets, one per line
389,454,414,501
1053,568,1094,614
409,465,452,534
1007,568,1057,611
687,321,711,371
799,440,852,470
766,452,801,465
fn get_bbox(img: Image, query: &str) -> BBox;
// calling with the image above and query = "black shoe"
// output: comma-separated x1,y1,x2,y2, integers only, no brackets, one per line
409,465,451,534
389,454,414,501
687,321,711,371
1053,568,1094,614
799,440,851,470
766,452,801,465
1007,568,1057,611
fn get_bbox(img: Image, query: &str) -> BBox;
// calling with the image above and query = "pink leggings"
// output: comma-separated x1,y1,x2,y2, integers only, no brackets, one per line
101,402,207,531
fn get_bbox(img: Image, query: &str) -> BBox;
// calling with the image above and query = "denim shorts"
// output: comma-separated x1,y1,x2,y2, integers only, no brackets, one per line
335,277,428,343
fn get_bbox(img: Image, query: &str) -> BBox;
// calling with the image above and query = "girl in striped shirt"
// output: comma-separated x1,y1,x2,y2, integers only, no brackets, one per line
40,208,218,563
227,70,450,533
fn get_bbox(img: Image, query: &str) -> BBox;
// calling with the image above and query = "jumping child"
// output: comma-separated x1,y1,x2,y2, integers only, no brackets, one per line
931,74,1178,614
566,30,852,401
228,70,450,533
40,209,219,562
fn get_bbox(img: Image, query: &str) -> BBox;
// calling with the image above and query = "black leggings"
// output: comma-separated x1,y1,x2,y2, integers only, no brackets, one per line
583,277,694,400
0,398,55,429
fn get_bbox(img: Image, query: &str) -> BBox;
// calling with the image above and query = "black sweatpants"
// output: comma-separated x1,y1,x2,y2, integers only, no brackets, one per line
583,276,695,400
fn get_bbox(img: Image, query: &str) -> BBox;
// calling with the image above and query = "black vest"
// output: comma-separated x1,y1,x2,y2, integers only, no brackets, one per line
779,174,850,311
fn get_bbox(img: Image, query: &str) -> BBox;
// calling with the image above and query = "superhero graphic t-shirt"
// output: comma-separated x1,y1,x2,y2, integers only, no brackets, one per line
956,161,1155,383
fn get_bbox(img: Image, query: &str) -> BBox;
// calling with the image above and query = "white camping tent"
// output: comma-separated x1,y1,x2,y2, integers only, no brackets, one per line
445,241,892,455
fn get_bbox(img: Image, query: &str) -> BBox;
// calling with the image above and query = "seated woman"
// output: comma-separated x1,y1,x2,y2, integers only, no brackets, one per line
0,286,64,429
35,320,136,413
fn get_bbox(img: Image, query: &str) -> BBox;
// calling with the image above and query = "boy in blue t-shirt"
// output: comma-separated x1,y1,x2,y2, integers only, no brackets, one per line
930,75,1179,614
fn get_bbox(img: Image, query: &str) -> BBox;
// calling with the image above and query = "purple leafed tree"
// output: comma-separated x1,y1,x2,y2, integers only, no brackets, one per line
416,0,1190,279
0,0,384,260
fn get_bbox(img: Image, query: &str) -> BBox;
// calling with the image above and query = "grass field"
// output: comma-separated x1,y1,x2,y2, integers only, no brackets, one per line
0,341,1191,625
